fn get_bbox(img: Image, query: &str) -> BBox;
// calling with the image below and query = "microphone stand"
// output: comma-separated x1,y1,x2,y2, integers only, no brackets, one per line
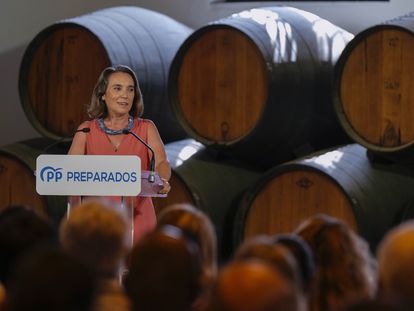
122,129,156,183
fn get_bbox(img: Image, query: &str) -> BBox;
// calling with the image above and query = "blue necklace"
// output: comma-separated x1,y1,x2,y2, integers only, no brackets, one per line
98,116,134,135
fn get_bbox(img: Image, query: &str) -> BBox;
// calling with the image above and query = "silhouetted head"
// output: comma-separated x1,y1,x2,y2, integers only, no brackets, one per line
157,203,218,286
208,259,300,311
7,245,95,311
273,233,315,292
0,205,55,287
125,224,202,311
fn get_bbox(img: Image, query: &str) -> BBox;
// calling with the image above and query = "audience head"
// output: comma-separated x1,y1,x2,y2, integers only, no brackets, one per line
208,259,300,311
0,205,55,287
295,214,376,311
125,224,202,311
234,235,302,289
59,200,128,278
273,233,315,293
377,220,414,309
125,225,201,311
6,245,95,311
157,203,218,286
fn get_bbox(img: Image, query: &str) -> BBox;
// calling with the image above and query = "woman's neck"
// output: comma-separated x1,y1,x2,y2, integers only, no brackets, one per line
104,115,130,130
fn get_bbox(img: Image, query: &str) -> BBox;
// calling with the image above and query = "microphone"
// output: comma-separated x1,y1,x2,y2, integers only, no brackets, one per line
122,129,156,183
41,128,90,154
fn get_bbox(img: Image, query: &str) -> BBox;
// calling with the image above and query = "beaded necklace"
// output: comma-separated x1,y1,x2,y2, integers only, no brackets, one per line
97,115,134,135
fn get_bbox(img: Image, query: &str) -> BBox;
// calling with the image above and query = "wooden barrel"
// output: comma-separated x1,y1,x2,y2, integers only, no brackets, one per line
333,12,414,163
153,139,261,260
19,6,192,142
153,139,204,213
0,139,69,226
169,6,353,170
234,144,414,251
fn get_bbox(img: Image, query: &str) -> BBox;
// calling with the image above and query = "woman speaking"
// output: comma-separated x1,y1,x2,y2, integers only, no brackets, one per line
68,65,171,242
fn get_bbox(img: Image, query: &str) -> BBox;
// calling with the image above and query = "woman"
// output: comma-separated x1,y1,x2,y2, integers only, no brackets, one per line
157,203,218,311
157,203,218,284
69,65,171,242
233,234,307,311
295,214,377,311
60,201,132,311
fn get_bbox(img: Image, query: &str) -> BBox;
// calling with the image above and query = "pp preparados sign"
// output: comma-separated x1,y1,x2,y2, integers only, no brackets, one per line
36,155,141,196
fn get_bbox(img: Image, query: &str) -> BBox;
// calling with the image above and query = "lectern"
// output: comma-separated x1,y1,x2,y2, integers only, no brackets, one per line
36,154,165,246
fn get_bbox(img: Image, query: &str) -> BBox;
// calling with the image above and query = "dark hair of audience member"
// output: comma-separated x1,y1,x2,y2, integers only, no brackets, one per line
0,205,56,287
157,203,218,287
295,214,377,311
6,244,95,311
124,224,202,311
273,233,315,293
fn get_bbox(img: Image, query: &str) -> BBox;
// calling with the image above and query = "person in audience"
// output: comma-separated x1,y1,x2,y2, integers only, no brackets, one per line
59,200,131,311
68,65,171,242
6,245,95,311
377,220,414,310
0,205,55,288
124,224,202,311
207,259,300,311
234,235,302,289
295,214,377,311
157,203,218,287
233,235,307,311
273,233,315,293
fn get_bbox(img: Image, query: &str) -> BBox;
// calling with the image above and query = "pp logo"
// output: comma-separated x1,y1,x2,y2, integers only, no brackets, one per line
40,166,63,182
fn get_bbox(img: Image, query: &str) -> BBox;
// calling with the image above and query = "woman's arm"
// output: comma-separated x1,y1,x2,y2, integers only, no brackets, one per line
68,121,90,155
147,121,171,194
147,120,171,180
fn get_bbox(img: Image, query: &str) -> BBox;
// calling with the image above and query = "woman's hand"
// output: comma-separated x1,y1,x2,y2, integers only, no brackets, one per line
158,177,171,195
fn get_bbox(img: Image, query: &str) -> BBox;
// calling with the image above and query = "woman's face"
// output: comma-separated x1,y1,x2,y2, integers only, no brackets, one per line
102,71,135,117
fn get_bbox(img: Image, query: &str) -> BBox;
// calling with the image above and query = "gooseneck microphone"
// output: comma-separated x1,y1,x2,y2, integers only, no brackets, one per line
122,129,156,183
41,128,91,154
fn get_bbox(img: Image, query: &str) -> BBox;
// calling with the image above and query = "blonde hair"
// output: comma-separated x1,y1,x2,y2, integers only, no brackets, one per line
59,200,128,277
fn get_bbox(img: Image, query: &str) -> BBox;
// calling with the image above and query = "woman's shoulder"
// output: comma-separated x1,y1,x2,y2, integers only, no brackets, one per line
136,118,162,140
136,118,156,129
136,118,154,125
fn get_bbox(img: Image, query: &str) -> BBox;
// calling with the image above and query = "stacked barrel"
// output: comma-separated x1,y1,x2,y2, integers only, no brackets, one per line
19,6,192,142
0,138,68,222
160,6,358,258
229,10,414,253
160,8,414,258
168,6,353,170
333,11,414,163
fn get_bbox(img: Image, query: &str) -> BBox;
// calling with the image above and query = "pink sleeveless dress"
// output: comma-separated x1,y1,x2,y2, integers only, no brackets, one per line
84,118,156,242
